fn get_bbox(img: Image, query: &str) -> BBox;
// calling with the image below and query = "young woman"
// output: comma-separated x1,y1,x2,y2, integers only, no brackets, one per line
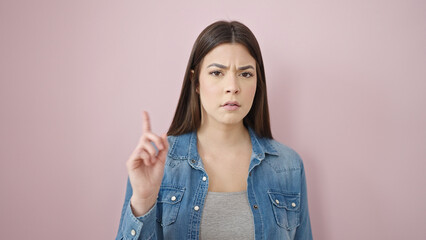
116,20,313,240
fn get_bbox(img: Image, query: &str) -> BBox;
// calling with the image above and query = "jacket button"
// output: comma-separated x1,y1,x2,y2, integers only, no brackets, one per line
194,205,200,211
171,196,176,201
130,229,136,236
191,159,196,163
202,176,207,181
291,202,296,207
275,199,280,204
253,204,258,209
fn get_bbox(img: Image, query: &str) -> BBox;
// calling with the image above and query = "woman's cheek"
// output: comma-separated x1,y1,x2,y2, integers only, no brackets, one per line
205,82,221,98
247,82,257,100
199,82,219,108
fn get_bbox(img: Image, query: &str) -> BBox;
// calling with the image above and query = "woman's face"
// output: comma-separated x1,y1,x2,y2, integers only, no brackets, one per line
197,43,257,127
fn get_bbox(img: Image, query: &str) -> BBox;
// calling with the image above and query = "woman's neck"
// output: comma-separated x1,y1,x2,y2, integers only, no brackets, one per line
197,122,250,152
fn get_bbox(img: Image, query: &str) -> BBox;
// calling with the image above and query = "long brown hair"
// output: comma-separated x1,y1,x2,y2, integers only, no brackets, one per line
167,20,273,139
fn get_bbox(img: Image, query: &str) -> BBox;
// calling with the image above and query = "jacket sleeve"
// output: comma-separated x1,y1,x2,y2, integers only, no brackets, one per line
115,177,158,240
294,160,313,240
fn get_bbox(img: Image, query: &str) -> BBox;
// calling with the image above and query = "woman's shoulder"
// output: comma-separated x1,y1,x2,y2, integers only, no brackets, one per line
268,138,301,158
166,132,192,143
165,132,195,160
263,138,304,171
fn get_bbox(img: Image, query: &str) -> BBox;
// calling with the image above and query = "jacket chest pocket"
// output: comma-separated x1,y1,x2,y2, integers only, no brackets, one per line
267,191,301,231
156,186,185,226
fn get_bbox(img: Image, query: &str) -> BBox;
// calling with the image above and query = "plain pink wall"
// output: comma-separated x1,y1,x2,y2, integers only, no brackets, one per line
1,0,425,239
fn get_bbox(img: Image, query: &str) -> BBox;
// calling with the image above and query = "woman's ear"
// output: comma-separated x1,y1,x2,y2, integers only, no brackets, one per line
191,70,200,94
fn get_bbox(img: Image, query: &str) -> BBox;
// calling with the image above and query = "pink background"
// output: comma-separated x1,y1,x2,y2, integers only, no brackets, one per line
1,0,425,239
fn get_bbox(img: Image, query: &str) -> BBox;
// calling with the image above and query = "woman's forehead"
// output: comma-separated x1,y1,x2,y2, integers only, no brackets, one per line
202,43,256,67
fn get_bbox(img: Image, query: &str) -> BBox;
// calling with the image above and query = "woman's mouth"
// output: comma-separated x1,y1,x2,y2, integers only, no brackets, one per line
221,101,240,111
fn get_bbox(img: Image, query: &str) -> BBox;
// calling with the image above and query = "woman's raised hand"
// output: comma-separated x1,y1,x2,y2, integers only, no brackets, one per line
126,111,168,216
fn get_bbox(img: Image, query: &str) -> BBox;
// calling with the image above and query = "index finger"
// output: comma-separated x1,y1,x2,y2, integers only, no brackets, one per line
142,111,151,133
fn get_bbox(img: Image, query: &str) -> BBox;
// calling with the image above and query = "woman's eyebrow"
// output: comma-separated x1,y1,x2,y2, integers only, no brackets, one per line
238,65,254,70
207,63,254,70
207,63,228,69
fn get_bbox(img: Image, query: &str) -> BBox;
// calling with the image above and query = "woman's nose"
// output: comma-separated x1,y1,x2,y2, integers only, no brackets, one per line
225,75,240,94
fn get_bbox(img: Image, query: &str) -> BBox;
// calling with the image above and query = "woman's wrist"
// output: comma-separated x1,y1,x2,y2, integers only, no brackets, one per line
130,195,157,217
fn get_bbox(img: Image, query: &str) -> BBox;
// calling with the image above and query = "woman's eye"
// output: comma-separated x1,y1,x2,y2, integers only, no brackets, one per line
240,72,254,78
209,71,222,76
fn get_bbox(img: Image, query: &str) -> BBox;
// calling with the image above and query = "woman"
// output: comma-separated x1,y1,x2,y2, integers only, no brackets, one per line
116,20,313,240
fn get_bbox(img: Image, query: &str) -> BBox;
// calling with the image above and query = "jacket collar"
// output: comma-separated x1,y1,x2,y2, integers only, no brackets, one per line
168,127,278,165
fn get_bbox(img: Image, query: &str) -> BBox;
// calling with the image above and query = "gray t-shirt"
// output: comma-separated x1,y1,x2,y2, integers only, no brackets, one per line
200,190,255,239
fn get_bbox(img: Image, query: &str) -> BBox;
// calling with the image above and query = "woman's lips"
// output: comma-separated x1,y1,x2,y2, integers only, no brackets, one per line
222,104,240,111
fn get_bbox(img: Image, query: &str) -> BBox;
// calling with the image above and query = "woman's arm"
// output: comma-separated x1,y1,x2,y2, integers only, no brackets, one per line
115,177,158,240
115,111,168,240
294,161,313,240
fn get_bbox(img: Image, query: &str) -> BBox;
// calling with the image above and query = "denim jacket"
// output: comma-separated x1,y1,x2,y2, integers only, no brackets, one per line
116,127,313,240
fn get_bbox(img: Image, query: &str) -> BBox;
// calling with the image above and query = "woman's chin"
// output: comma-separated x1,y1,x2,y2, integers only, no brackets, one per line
218,117,245,126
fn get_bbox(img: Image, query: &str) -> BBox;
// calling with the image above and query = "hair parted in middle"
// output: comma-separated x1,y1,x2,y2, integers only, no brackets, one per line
167,20,273,139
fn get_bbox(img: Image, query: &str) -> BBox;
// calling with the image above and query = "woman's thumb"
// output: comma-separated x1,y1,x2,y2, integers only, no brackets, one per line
157,133,168,163
162,133,169,148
